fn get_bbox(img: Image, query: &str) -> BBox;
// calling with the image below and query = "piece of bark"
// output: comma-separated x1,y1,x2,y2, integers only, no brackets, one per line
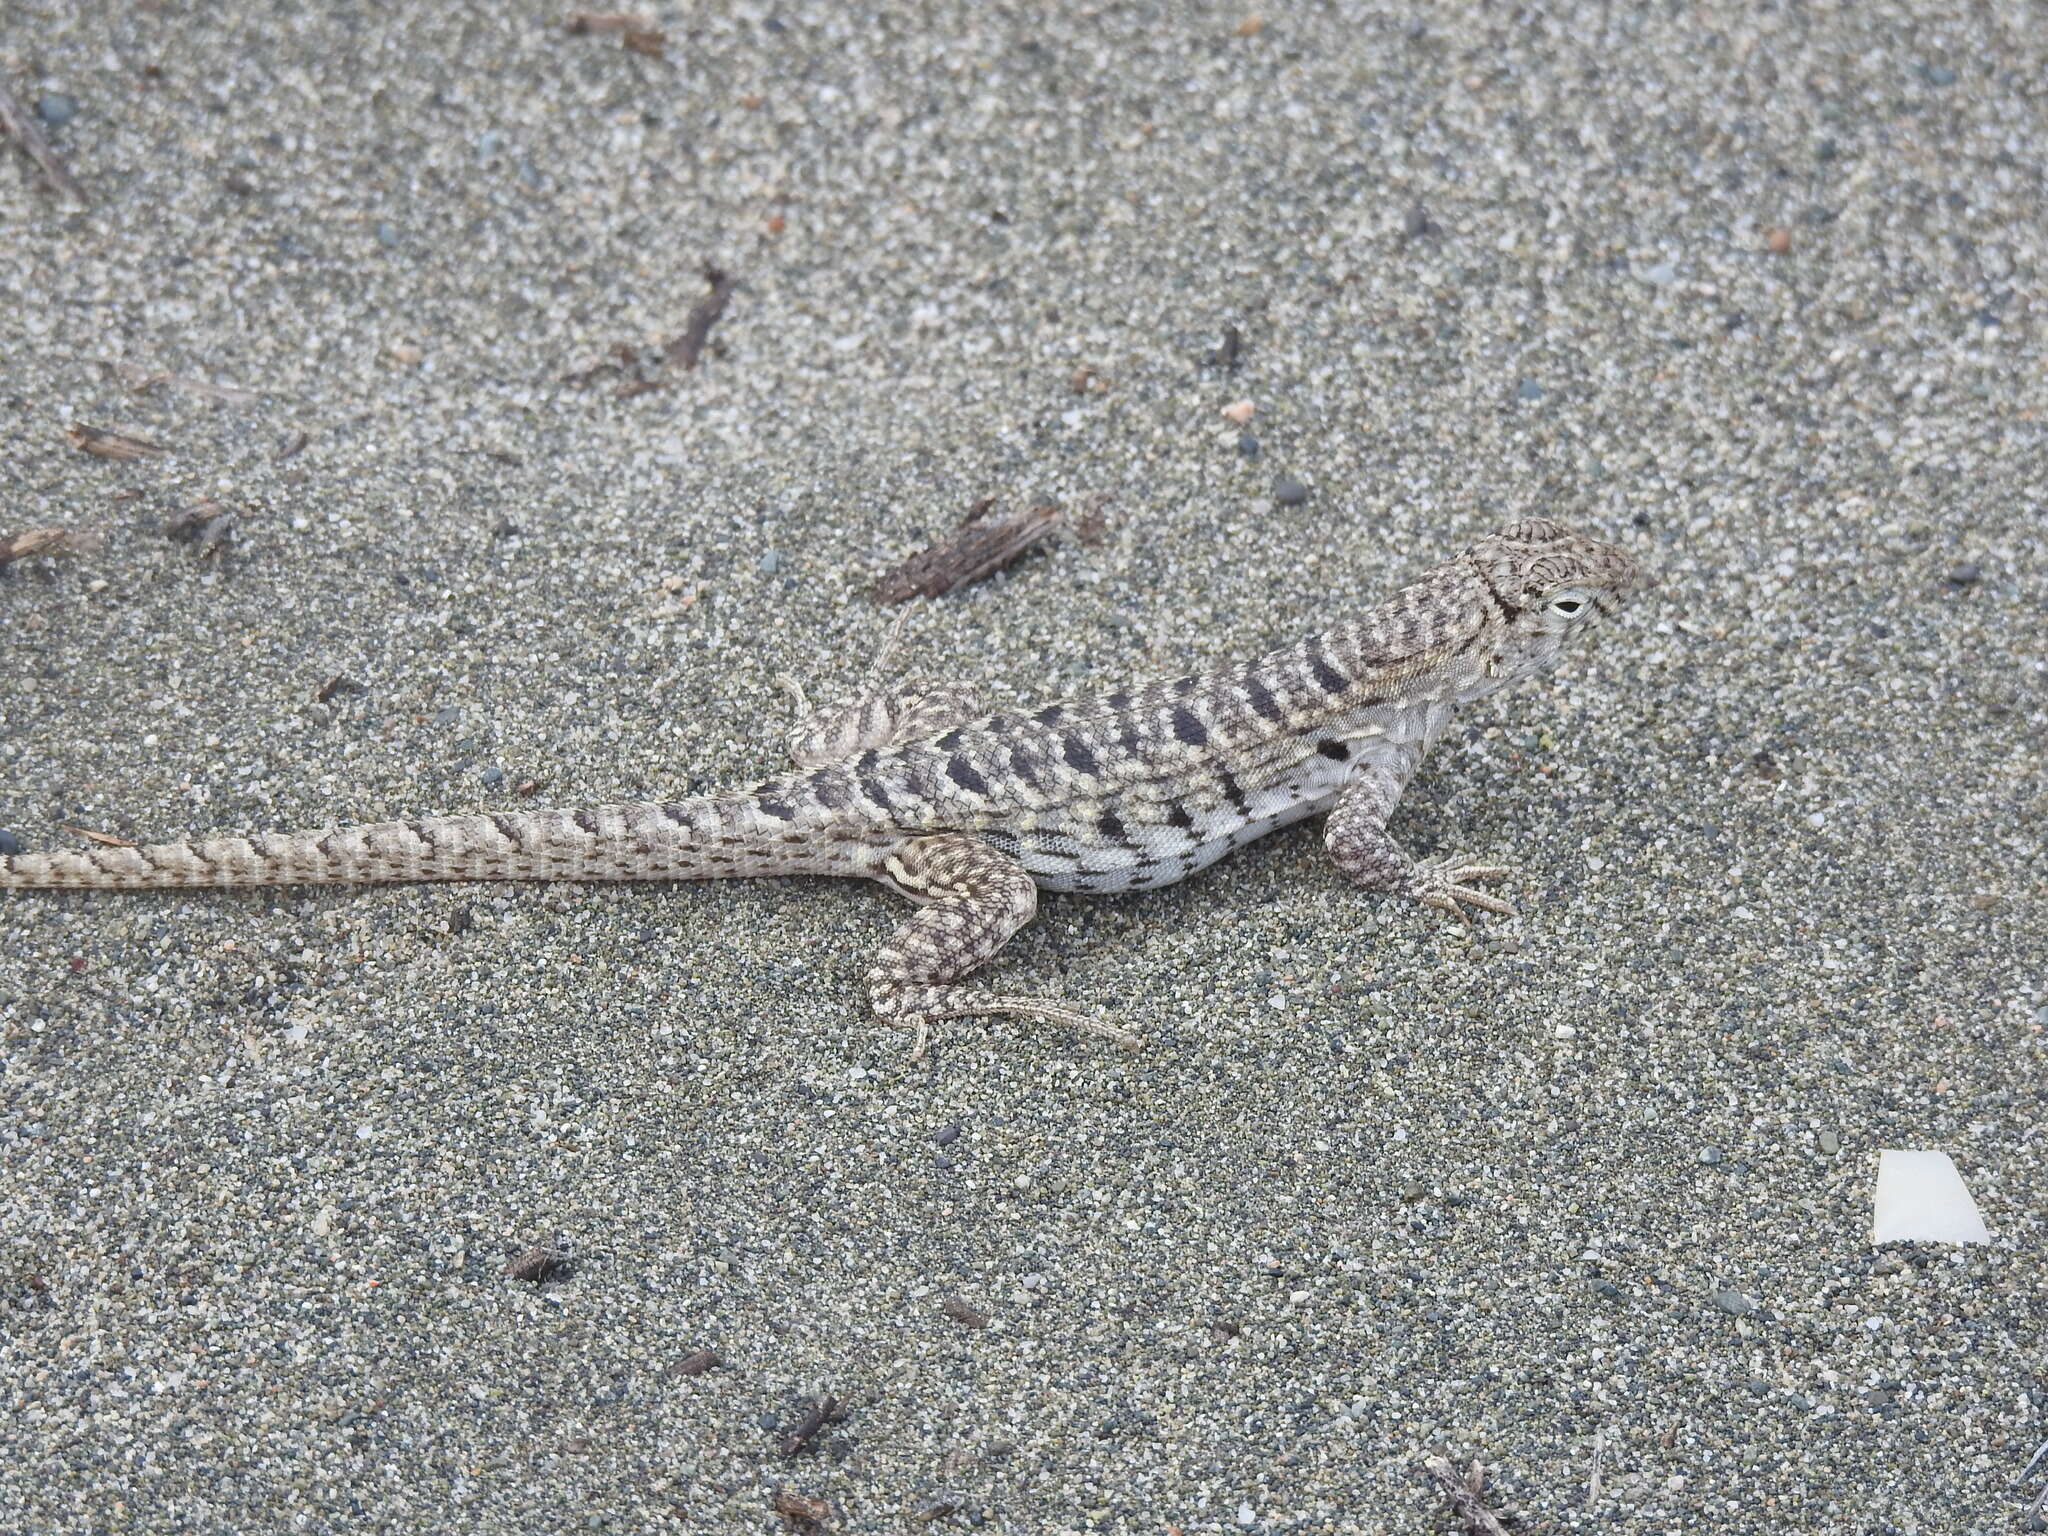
0,526,102,566
0,79,86,203
873,502,1064,603
665,264,735,371
770,1488,833,1531
939,1297,990,1329
66,423,167,460
564,10,652,32
57,825,138,848
675,1348,720,1377
779,1394,841,1458
1421,1456,1513,1536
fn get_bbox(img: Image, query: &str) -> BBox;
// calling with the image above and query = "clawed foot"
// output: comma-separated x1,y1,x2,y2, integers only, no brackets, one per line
1403,856,1516,925
891,994,1143,1063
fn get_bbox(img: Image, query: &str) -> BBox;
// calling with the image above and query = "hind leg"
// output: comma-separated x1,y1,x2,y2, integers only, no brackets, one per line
867,833,1140,1060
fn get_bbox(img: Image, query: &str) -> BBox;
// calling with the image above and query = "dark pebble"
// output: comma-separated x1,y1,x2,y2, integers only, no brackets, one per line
758,550,787,574
1237,431,1260,459
1945,563,1981,586
1698,1145,1725,1165
1590,1278,1622,1298
1517,378,1543,401
376,221,401,247
480,765,506,788
433,706,462,728
933,1123,962,1147
1273,475,1308,506
1711,1289,1759,1316
36,93,78,127
1921,64,1957,86
0,829,22,856
1403,203,1431,239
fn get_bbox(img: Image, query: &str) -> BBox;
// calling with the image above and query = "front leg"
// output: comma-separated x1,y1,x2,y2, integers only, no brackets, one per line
1325,763,1514,924
868,833,1140,1060
779,613,984,767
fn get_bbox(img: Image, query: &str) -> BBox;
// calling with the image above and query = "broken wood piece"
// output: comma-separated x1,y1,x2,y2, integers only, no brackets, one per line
57,825,138,848
100,361,262,406
564,10,653,32
66,423,168,460
779,1394,841,1458
665,263,735,371
1422,1456,1513,1536
770,1488,833,1531
0,79,86,203
873,501,1067,603
0,526,103,567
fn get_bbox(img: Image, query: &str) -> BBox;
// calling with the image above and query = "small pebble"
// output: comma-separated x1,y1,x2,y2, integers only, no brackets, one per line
1221,400,1255,426
1516,378,1543,401
1711,1290,1759,1316
1921,64,1957,86
1698,1145,1725,1165
433,706,461,728
36,93,77,127
376,221,401,247
1640,261,1677,286
758,549,787,574
1818,1129,1840,1155
480,765,507,789
1765,226,1792,254
1272,475,1308,506
0,829,22,857
1237,431,1260,459
1591,1278,1622,1298
1944,563,1980,586
933,1123,961,1147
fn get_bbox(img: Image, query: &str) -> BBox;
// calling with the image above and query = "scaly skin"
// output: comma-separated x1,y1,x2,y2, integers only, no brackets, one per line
3,519,1651,1056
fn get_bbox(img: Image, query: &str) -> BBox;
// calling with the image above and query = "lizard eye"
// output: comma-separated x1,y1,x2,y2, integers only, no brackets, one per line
1548,591,1591,617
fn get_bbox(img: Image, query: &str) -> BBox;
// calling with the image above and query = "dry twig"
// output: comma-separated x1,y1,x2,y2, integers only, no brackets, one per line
873,501,1067,603
665,263,736,371
66,423,167,460
770,1488,833,1531
1422,1456,1513,1536
0,79,85,202
779,1394,842,1458
0,526,102,567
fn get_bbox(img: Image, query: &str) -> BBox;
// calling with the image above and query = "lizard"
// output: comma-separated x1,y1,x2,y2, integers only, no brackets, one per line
1,518,1651,1057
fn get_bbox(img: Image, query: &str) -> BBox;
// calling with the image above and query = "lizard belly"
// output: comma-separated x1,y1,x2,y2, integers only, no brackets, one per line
1001,770,1350,896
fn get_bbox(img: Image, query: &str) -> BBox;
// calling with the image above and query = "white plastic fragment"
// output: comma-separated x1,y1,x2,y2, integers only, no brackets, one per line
1871,1150,1989,1245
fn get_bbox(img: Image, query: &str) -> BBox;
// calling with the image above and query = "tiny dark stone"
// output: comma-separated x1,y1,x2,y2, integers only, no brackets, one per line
1711,1289,1759,1316
432,706,461,728
758,549,787,574
1273,475,1308,506
1921,63,1957,86
36,93,78,127
1944,562,1981,586
1591,1278,1622,1298
479,765,506,788
1517,378,1543,401
933,1123,961,1147
1237,431,1260,458
0,829,21,856
1403,203,1431,239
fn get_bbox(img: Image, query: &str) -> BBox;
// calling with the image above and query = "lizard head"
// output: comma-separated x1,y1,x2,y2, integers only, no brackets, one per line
1458,519,1652,693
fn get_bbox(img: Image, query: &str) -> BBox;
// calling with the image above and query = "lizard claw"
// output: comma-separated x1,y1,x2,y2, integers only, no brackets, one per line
1406,858,1517,925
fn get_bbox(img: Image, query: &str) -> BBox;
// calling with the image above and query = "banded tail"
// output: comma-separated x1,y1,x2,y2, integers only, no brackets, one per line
0,797,881,891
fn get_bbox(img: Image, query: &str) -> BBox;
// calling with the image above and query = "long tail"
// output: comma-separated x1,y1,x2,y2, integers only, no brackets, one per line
0,797,874,891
